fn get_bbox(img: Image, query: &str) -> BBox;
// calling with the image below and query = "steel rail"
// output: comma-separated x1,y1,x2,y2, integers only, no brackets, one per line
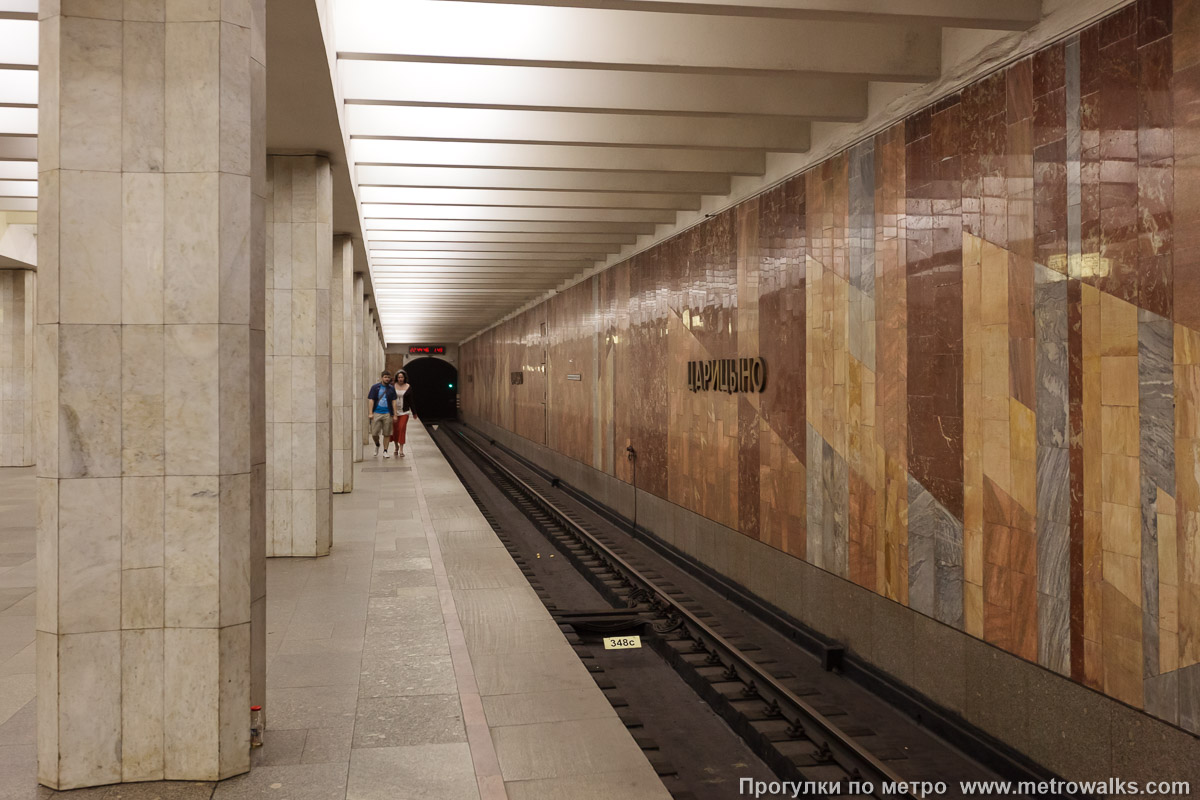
450,427,919,799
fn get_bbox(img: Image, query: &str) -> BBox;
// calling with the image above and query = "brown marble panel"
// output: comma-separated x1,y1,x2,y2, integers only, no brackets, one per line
907,97,964,520
757,178,807,556
875,122,909,603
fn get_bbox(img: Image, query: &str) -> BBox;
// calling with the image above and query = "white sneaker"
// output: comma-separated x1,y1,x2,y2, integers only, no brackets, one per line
383,450,391,459
374,446,380,457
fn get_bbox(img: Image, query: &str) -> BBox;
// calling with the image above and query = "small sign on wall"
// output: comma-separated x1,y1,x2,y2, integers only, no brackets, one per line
566,373,582,381
510,371,523,385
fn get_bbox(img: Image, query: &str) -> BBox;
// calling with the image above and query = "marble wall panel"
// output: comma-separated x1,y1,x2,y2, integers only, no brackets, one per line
461,0,1200,735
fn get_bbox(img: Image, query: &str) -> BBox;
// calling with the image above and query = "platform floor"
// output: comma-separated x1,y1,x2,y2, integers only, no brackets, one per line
0,424,671,799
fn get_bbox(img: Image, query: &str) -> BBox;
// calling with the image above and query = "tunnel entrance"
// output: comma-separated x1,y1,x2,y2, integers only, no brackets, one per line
400,357,459,420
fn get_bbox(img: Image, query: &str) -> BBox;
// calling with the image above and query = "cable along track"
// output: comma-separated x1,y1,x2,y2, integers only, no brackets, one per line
444,425,922,800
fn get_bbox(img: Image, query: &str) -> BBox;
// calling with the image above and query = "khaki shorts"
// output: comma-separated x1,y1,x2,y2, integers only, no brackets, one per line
369,414,393,438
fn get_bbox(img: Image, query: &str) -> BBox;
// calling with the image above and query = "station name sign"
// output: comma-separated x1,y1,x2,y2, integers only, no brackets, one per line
408,345,445,355
687,357,767,394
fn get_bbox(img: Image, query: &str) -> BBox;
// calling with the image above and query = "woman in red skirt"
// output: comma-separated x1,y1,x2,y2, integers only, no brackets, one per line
391,369,415,457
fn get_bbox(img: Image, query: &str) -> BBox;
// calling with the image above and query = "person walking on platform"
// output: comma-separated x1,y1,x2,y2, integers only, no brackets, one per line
391,369,416,458
367,370,397,458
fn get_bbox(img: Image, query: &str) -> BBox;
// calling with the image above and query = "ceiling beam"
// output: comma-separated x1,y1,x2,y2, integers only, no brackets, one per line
366,230,637,245
371,250,604,262
363,219,657,235
340,61,867,120
348,107,809,151
363,205,678,223
356,165,730,195
359,186,700,210
351,140,765,174
337,2,941,80
373,257,594,268
427,0,1040,29
370,241,620,254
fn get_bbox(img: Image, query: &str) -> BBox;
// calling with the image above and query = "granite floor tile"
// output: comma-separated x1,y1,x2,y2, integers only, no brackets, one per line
251,729,307,768
301,726,354,765
504,766,669,800
490,718,651,782
211,764,348,800
266,686,359,730
358,653,458,698
345,744,478,800
352,695,466,749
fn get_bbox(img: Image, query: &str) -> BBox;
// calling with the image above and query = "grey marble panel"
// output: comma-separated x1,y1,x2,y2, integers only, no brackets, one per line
847,140,876,372
1139,309,1174,491
1036,444,1070,526
1037,590,1070,676
822,438,849,578
1034,269,1069,449
1144,670,1180,727
1138,309,1173,681
1180,663,1200,734
897,470,965,631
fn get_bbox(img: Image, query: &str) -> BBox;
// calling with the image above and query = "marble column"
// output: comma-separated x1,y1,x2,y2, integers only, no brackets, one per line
0,269,33,466
266,155,332,557
332,237,353,492
352,273,365,463
36,2,267,788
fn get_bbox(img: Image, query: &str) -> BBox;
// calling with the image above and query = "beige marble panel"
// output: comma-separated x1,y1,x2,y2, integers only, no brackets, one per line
219,173,252,325
218,622,251,778
58,324,121,478
163,627,219,779
164,323,220,475
164,172,220,324
122,20,165,173
58,477,121,634
122,476,164,570
35,478,58,635
122,173,165,326
121,628,164,781
59,15,122,173
164,475,221,628
218,472,251,627
59,170,122,325
164,19,219,172
57,631,121,789
121,325,165,475
35,632,58,786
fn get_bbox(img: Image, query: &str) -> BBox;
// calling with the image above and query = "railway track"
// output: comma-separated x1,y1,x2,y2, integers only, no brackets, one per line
432,421,1048,800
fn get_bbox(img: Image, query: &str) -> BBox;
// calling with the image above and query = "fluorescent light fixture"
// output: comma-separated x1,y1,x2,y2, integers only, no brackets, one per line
0,69,36,105
0,107,35,135
0,20,37,66
0,161,34,179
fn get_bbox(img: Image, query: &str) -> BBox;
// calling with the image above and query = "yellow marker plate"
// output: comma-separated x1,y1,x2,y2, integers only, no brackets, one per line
602,635,642,650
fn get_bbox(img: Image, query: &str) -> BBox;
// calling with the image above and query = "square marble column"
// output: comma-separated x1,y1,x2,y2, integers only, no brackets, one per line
352,273,365,462
265,155,332,557
36,1,267,789
332,236,354,491
0,269,33,466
